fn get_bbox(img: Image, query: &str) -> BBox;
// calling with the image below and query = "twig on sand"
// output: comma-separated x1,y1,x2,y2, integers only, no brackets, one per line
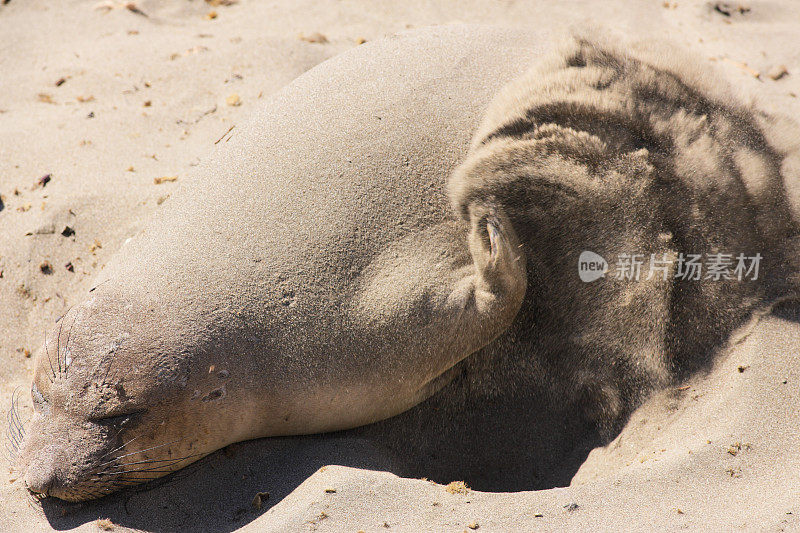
215,125,235,144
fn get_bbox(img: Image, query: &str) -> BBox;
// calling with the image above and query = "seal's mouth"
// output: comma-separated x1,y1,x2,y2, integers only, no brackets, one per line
21,452,207,505
22,438,200,502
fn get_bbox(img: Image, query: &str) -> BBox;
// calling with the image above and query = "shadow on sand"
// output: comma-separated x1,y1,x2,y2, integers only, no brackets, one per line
38,381,602,532
40,434,399,532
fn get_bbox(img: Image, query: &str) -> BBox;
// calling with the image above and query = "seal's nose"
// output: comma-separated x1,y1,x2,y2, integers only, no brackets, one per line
24,455,56,495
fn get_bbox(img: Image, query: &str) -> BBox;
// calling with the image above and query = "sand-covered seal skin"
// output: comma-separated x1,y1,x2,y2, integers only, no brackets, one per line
13,26,540,502
449,32,800,425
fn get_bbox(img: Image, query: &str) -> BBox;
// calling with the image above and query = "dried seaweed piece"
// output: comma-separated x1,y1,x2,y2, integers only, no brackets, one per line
36,174,52,188
124,2,147,16
299,32,328,44
767,64,789,81
445,481,470,495
96,518,115,531
251,491,269,509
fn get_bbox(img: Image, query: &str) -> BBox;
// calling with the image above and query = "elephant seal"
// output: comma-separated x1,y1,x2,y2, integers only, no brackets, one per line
12,25,543,502
12,26,800,502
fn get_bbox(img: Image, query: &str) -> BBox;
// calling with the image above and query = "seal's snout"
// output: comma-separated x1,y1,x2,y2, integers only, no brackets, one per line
23,453,56,496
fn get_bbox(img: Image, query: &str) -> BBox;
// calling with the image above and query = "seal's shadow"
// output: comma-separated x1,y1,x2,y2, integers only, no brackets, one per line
356,375,604,493
39,434,401,532
40,380,602,532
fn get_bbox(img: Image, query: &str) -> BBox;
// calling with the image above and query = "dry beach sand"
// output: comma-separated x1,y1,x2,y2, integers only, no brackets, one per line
2,1,800,531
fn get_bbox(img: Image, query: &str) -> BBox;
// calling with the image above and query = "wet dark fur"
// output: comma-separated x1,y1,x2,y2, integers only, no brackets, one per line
360,35,800,488
452,34,799,416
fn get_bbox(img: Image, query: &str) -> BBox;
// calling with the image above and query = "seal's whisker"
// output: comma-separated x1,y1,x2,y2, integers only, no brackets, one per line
77,487,104,500
110,475,181,483
74,488,94,500
101,347,117,387
97,438,186,467
101,454,198,476
106,464,194,476
9,427,23,450
10,389,26,442
8,417,23,441
6,408,21,445
25,491,44,510
7,415,23,445
88,483,116,493
8,429,23,452
3,442,15,461
108,473,175,480
89,478,151,489
63,306,80,379
43,329,57,382
5,389,28,467
56,316,65,375
4,443,18,466
87,476,141,484
87,486,105,497
90,451,213,498
6,448,19,468
6,419,23,455
110,454,201,468
96,434,143,463
6,424,21,449
11,389,26,438
70,480,139,500
102,461,177,471
86,453,199,490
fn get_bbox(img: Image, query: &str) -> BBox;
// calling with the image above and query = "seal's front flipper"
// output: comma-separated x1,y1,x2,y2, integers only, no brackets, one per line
351,208,526,412
459,204,527,317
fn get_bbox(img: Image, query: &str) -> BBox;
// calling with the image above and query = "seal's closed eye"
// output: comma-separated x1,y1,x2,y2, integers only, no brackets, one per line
88,410,145,427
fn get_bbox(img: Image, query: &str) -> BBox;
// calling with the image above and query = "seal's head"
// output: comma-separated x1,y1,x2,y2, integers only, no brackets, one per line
14,290,231,502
